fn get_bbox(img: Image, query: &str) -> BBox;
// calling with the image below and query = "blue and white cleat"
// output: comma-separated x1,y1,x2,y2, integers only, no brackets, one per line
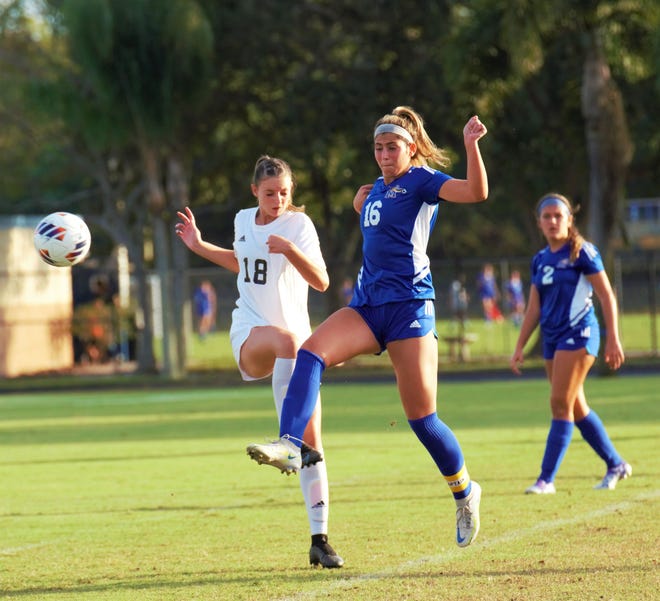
594,462,632,490
246,435,302,475
456,481,481,547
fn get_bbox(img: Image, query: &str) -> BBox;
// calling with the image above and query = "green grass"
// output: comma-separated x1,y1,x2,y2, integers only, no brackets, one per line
1,375,659,600
184,312,659,372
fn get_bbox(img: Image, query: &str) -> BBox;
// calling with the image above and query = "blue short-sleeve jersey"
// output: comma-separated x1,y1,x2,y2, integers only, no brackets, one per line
531,241,604,343
350,165,451,307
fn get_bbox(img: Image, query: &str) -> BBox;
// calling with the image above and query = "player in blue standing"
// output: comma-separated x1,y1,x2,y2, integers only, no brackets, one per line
248,106,489,548
477,263,503,322
510,193,630,494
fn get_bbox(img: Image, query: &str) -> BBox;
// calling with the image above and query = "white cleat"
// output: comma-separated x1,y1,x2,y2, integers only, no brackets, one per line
594,462,632,490
246,435,302,475
525,479,556,494
456,481,481,547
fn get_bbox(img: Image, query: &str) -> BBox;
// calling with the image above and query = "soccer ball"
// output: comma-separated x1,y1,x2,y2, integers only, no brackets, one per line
33,212,92,267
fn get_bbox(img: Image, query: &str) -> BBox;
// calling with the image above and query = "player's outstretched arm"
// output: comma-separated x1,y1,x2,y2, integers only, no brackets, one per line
175,207,239,273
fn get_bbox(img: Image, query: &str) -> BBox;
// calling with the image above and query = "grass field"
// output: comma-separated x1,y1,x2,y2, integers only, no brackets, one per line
1,374,658,600
185,312,658,371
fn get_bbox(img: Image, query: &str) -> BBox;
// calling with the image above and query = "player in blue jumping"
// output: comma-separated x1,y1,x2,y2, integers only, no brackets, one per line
248,106,489,548
510,193,630,494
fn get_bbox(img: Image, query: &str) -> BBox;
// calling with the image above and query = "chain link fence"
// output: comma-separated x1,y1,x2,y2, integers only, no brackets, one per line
1,251,658,374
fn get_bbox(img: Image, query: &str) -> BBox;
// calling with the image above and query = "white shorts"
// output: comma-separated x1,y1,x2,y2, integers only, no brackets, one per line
230,307,312,382
229,309,312,382
230,309,268,382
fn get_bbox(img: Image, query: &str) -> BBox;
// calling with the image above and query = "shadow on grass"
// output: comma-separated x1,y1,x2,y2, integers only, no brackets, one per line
2,560,651,599
1,373,657,445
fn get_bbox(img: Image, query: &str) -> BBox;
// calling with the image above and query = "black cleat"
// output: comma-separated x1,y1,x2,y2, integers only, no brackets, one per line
309,537,344,569
301,442,324,468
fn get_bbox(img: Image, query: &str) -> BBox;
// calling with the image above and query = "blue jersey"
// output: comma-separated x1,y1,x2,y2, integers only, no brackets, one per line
350,166,452,307
194,287,212,316
506,279,524,304
531,242,603,343
477,273,497,300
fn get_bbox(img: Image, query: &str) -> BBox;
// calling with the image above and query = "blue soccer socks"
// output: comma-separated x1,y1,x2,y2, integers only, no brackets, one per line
278,349,325,446
539,419,574,483
408,412,471,500
576,410,623,469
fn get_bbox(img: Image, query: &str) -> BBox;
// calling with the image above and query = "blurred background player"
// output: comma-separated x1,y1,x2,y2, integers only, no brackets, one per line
477,263,503,323
193,279,216,339
505,269,525,327
449,273,469,335
510,192,630,494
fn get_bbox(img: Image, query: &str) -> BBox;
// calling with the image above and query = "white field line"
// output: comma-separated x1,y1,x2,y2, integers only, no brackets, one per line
0,541,52,556
273,489,660,601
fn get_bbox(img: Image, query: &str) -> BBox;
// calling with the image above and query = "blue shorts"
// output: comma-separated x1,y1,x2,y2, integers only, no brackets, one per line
350,299,437,353
542,325,600,359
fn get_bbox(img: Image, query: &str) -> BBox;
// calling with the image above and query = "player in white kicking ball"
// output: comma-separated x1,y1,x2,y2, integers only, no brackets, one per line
176,155,343,568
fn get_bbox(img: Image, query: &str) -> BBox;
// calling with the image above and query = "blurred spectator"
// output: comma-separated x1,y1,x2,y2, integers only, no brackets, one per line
194,280,217,339
449,274,469,332
72,297,114,363
477,263,503,323
505,270,526,327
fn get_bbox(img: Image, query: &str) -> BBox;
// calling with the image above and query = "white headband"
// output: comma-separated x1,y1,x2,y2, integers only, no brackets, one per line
538,197,571,217
374,123,414,144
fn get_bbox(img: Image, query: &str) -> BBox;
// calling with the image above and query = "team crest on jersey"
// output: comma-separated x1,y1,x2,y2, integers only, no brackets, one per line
385,186,407,199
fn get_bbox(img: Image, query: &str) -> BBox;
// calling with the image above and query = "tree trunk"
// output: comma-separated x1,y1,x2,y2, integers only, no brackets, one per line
581,29,633,260
167,154,190,376
143,145,182,378
581,29,633,374
132,248,158,373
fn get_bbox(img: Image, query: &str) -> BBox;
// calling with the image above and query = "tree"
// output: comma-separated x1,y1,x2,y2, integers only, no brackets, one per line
200,0,463,311
3,0,659,370
0,0,215,374
442,0,659,259
582,27,633,259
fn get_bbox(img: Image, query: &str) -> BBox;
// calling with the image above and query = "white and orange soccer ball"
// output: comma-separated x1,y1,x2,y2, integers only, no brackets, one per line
33,212,92,267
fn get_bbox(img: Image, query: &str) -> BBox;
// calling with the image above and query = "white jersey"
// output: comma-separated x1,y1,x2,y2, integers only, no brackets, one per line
230,207,324,344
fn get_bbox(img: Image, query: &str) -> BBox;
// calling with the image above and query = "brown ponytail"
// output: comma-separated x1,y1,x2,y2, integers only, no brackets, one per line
374,106,451,168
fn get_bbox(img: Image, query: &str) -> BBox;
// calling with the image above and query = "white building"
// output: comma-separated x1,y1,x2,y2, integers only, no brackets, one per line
0,216,75,377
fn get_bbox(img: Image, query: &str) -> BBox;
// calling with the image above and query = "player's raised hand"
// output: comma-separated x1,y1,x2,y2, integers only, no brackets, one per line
463,115,487,144
175,207,202,250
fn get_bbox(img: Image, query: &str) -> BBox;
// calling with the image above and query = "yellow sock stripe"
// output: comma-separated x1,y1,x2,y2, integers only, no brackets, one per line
444,465,470,493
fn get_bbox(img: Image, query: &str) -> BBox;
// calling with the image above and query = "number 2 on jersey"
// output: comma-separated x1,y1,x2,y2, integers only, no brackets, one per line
542,265,554,285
